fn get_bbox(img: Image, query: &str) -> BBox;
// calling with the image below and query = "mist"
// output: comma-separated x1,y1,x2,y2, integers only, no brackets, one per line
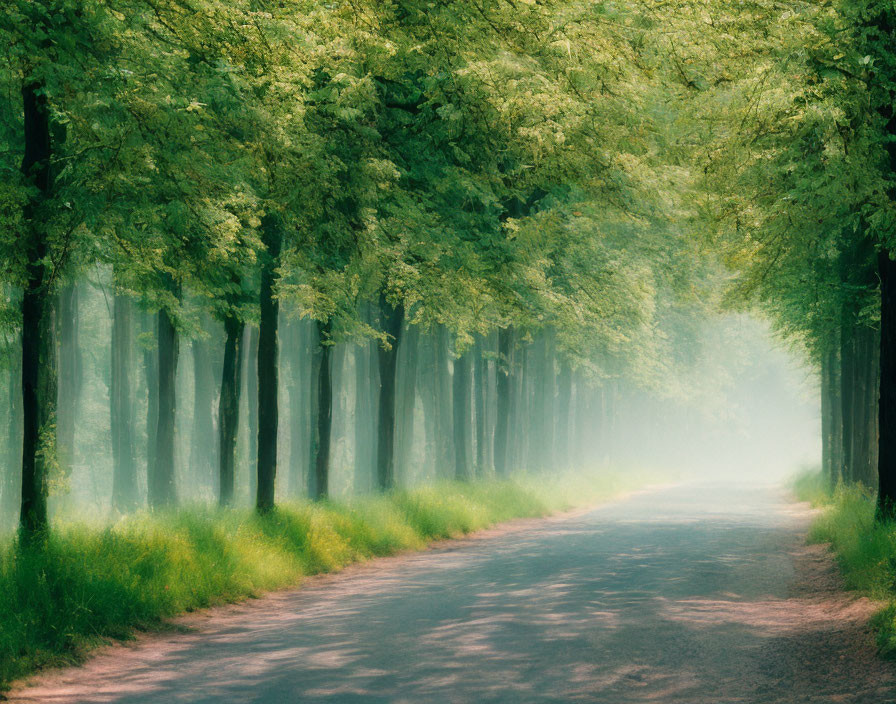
0,277,817,531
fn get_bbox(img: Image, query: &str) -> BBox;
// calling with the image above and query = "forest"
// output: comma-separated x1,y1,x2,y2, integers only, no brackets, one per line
2,0,896,700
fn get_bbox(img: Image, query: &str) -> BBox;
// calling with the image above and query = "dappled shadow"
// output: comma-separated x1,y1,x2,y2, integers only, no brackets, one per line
10,483,896,703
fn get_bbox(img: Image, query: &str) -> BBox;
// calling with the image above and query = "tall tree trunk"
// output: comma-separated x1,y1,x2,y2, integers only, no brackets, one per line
149,301,179,509
557,360,572,470
111,294,137,510
218,314,243,506
57,283,81,475
245,324,260,500
395,322,419,484
190,329,216,489
853,325,879,487
453,348,472,481
354,333,376,493
840,323,857,484
20,81,57,536
494,326,514,476
376,297,404,491
821,345,835,488
878,250,896,517
436,326,454,476
256,215,281,512
3,354,22,526
142,313,158,499
473,337,486,475
311,319,332,500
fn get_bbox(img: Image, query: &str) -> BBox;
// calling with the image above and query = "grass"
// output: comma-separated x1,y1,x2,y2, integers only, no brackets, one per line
791,469,896,656
0,471,644,691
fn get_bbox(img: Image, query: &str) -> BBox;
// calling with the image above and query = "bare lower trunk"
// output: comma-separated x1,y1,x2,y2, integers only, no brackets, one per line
20,81,57,536
453,348,472,481
312,320,332,500
111,294,137,510
149,302,179,509
494,326,513,476
376,297,404,490
256,214,281,512
218,314,243,506
878,250,896,518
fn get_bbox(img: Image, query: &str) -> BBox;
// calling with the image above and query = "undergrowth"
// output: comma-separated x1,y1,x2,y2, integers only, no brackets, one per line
792,470,896,657
0,472,639,690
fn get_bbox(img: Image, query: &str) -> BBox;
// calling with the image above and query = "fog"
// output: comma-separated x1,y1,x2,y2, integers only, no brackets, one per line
0,277,819,530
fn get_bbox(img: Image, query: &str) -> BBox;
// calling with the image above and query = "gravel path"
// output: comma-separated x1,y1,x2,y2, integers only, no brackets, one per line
9,482,896,703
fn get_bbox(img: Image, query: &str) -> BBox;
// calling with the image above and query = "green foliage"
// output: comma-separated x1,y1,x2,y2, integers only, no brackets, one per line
0,472,646,690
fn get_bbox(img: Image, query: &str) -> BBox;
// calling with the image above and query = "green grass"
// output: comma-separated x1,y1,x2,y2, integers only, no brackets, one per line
0,472,645,690
790,466,833,507
792,471,896,656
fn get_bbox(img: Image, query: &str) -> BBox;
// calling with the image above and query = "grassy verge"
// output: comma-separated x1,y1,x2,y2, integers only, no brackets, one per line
1,471,645,690
791,469,896,656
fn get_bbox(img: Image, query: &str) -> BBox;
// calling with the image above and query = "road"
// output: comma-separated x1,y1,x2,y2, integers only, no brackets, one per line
9,483,896,703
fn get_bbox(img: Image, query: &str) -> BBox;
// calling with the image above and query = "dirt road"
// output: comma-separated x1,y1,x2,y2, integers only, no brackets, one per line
9,483,895,703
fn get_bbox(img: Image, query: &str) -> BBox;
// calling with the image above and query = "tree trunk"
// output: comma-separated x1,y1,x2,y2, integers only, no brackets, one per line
311,319,332,500
853,325,879,487
557,360,572,470
218,314,243,506
142,313,158,499
190,329,216,488
376,297,404,490
395,322,419,484
453,348,472,481
256,215,281,512
57,283,81,475
840,323,856,484
245,324,260,500
436,326,454,476
354,321,377,493
19,81,57,536
821,345,835,488
149,302,179,509
494,326,514,476
111,294,138,511
473,337,486,475
878,250,896,518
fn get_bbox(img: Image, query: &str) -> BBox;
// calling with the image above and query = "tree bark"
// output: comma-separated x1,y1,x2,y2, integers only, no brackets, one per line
311,319,332,500
149,302,179,508
557,360,573,470
376,297,404,491
878,250,896,518
190,329,217,488
821,345,835,488
256,214,281,512
218,314,243,506
57,283,81,474
19,81,57,536
111,294,138,511
245,324,259,500
840,322,857,484
473,337,486,475
494,326,514,476
453,348,472,481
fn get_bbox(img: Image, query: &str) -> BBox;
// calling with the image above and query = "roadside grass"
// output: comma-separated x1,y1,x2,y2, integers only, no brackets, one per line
791,470,896,656
0,471,646,691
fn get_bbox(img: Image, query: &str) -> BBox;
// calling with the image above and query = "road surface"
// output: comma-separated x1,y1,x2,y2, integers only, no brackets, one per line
9,483,896,703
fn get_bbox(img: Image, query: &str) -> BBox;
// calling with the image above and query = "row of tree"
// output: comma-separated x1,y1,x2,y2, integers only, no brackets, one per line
3,0,729,534
674,0,896,515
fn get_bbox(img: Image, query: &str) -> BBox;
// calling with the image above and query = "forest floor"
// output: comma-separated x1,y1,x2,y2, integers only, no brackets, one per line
7,482,895,704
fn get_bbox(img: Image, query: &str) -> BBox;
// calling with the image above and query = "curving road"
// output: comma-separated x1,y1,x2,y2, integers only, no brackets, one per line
9,483,896,703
